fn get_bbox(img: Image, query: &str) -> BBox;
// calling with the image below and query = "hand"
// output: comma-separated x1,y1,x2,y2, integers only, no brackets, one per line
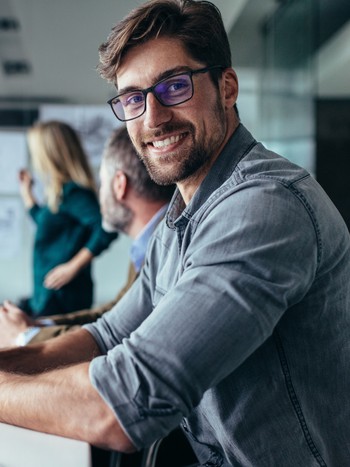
18,169,35,209
0,301,36,348
44,262,79,290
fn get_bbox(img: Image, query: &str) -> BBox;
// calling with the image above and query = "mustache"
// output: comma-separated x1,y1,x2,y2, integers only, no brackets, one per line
141,122,195,143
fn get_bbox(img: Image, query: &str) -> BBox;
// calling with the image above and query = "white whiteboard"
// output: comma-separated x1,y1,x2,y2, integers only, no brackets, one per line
0,198,23,259
0,132,27,195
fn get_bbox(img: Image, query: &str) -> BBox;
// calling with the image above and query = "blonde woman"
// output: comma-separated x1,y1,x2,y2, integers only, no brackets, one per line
18,120,117,317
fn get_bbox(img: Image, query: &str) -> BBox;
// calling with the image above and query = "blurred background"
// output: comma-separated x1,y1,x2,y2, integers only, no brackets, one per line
0,0,349,305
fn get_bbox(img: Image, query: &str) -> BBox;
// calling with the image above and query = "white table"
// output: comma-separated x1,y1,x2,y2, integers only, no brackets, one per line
0,422,91,467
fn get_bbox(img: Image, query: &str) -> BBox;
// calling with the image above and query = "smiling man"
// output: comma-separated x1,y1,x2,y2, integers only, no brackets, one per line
0,1,350,466
107,37,238,200
116,39,235,193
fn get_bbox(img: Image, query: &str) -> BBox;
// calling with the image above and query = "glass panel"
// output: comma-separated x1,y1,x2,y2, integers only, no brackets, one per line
260,0,316,175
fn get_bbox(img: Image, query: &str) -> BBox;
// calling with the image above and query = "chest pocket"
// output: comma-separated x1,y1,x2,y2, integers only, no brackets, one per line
151,238,182,308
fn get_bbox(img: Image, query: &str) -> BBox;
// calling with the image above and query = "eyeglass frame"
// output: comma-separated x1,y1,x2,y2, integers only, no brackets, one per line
107,65,225,122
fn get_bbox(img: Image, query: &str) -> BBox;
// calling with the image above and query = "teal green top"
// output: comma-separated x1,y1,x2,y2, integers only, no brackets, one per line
28,182,117,317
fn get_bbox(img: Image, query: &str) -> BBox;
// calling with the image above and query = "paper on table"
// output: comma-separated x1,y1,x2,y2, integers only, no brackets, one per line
0,422,91,467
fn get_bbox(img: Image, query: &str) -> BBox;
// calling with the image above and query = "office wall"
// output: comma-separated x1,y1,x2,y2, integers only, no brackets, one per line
259,0,316,175
316,99,350,230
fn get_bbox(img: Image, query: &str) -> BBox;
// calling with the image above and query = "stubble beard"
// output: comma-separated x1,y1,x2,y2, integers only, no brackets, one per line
102,198,133,234
135,100,226,186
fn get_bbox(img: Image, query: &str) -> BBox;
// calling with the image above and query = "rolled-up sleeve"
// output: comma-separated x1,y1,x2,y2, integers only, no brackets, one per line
85,266,188,448
28,203,43,224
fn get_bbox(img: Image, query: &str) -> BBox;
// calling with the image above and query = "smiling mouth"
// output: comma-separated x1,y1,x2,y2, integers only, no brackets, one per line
151,133,187,149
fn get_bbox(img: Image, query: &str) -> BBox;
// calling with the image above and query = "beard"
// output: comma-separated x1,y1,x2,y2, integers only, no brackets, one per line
102,199,133,234
134,97,226,186
138,123,209,186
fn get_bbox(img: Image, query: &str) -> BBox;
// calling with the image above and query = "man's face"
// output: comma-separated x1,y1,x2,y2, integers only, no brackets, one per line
117,37,228,188
99,161,133,233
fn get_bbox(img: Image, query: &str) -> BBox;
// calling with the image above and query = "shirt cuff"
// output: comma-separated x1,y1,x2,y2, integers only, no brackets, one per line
37,318,55,326
15,327,41,346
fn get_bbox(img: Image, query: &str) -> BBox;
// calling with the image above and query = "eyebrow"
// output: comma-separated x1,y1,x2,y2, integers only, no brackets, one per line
116,65,192,95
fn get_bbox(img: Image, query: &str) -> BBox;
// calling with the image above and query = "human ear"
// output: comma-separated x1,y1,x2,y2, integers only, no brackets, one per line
112,170,128,201
221,68,239,109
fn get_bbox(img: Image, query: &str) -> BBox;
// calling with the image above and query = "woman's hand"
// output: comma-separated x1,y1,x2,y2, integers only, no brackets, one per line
44,262,79,290
18,169,36,209
44,248,93,290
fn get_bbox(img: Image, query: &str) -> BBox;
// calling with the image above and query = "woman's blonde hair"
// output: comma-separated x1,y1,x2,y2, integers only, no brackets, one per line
27,120,96,212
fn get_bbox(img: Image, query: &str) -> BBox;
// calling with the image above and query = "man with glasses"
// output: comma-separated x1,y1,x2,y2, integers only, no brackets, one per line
107,65,226,122
0,1,350,465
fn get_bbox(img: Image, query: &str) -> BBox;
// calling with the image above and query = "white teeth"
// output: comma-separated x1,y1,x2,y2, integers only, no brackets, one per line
152,134,183,148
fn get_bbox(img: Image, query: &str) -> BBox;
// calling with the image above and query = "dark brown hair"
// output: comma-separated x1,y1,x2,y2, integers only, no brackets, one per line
98,0,231,85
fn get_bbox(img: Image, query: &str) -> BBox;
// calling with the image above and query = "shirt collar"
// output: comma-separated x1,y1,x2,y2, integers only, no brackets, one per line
166,124,256,229
130,204,169,272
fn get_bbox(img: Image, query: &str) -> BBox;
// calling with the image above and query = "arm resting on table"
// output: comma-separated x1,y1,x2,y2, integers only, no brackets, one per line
0,329,135,451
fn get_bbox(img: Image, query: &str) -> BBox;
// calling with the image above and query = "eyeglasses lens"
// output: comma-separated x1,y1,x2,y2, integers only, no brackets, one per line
113,73,194,121
155,74,192,105
114,92,144,121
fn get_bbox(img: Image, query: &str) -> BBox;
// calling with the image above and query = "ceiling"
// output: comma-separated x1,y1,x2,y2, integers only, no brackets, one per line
0,0,249,107
0,0,349,109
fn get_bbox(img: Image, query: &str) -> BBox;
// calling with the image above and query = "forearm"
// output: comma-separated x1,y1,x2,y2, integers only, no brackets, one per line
23,193,36,209
29,324,82,344
69,247,93,272
0,362,134,451
48,298,116,326
0,329,99,374
19,182,36,209
18,170,35,209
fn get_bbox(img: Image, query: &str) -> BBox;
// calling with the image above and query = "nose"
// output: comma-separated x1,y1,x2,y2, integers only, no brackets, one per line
143,92,172,128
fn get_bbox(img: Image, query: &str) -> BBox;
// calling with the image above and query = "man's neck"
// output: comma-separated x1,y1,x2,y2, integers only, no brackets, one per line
128,201,168,239
178,114,240,205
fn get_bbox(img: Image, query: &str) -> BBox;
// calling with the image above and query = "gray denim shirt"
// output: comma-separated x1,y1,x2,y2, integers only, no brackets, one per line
85,124,350,466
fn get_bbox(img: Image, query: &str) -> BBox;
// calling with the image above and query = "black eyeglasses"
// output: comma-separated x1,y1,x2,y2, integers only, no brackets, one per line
107,65,224,122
